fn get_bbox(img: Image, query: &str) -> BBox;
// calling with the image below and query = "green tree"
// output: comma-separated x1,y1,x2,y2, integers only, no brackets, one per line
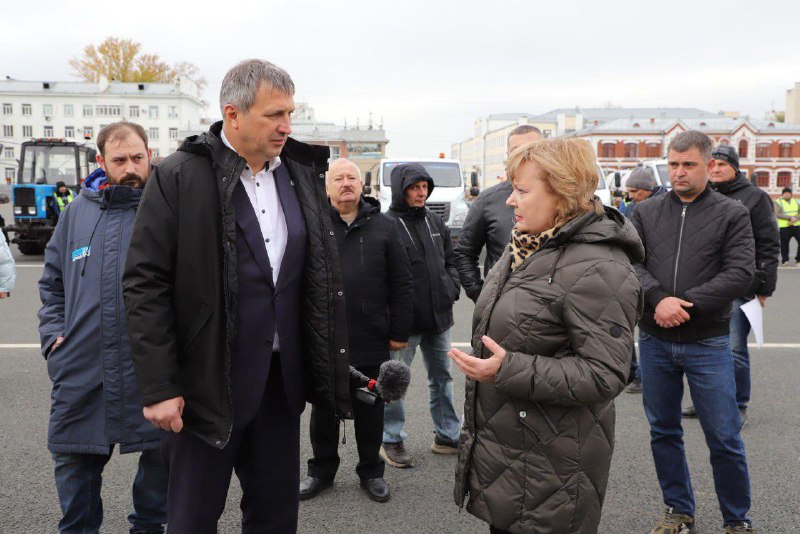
69,37,206,90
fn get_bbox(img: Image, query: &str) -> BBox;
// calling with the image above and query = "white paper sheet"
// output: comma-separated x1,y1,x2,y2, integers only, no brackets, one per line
739,298,764,348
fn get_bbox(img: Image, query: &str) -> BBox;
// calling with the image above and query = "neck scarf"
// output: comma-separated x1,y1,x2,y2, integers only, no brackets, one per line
509,226,559,271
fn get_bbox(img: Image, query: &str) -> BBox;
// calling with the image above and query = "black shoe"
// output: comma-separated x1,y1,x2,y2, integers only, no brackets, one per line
625,377,642,394
681,405,698,419
739,409,748,430
360,477,390,503
298,476,333,500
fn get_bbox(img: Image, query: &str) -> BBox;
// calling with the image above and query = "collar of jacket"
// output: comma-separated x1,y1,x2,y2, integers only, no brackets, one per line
330,195,380,226
179,120,330,175
667,185,712,205
709,173,749,195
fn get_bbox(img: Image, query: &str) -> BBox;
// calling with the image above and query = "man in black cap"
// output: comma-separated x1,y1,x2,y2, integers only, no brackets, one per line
49,181,75,221
681,144,779,427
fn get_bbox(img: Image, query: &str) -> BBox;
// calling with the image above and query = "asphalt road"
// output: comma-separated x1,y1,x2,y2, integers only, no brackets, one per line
1,201,799,532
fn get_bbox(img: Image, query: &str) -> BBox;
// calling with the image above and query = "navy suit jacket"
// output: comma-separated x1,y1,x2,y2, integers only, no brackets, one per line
230,163,307,425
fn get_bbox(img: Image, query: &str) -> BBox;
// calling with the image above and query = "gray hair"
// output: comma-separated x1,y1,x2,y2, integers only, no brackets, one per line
219,59,295,115
668,130,713,161
326,158,361,184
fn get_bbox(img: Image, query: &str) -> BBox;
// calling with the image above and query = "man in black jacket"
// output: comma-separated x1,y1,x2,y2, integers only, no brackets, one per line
122,60,351,533
682,145,779,425
632,131,756,533
380,163,461,468
299,158,413,503
454,124,542,302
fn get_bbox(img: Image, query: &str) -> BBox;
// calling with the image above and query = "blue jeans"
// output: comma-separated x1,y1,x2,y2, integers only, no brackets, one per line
383,328,460,444
52,448,167,534
730,298,751,412
639,333,751,527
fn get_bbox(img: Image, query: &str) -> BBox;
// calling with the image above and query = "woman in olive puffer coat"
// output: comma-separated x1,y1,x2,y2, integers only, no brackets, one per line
450,138,644,534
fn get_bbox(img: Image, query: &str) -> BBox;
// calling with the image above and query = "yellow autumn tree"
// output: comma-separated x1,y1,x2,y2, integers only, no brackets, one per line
69,37,206,90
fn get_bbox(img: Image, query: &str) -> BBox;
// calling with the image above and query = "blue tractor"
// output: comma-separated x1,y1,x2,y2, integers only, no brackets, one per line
7,138,97,255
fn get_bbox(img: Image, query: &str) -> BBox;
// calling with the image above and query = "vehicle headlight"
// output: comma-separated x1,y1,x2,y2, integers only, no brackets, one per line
27,206,37,215
14,206,22,215
452,210,467,226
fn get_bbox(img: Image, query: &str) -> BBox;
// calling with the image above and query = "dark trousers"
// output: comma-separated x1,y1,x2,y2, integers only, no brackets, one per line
161,357,301,534
779,225,800,262
51,448,167,534
307,364,385,481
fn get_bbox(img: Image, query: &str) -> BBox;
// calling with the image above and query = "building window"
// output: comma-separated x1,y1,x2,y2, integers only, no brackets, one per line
168,106,178,119
83,105,93,117
151,148,160,158
753,171,769,188
756,143,770,158
624,143,638,158
96,104,122,117
43,104,53,116
3,147,13,159
149,106,159,119
43,126,53,137
779,143,793,158
2,125,12,137
21,103,32,116
5,168,14,183
2,103,11,115
647,143,661,158
168,127,178,139
65,126,74,138
777,171,792,188
64,104,73,117
130,105,140,118
22,125,32,137
149,127,159,140
601,143,615,158
84,126,93,139
738,139,748,158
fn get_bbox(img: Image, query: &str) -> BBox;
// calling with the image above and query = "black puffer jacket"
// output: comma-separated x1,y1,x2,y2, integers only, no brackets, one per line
454,181,514,302
631,187,755,342
331,196,413,366
710,174,779,297
387,163,460,335
122,121,352,450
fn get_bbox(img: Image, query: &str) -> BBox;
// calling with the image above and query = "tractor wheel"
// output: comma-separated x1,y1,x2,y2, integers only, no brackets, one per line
18,242,45,255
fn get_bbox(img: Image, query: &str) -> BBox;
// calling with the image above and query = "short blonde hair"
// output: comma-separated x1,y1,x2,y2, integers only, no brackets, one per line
507,138,603,227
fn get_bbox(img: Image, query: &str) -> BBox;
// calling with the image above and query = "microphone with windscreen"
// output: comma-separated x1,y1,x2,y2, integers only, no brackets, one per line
349,360,411,405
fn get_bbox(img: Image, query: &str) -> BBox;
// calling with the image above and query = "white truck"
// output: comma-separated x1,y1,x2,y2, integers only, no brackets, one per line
371,157,472,239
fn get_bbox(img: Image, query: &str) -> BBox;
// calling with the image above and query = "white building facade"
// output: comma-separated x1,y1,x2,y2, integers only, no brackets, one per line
0,76,205,183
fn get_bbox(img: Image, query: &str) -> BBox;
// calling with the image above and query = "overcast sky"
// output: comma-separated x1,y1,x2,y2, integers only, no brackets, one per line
4,0,799,156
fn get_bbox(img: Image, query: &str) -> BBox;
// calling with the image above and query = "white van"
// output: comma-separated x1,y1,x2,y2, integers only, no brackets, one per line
610,159,671,193
594,164,612,206
374,158,470,238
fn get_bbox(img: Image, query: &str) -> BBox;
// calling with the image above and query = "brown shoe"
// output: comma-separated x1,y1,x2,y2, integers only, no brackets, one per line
380,442,413,468
725,523,755,533
649,507,696,534
430,436,458,454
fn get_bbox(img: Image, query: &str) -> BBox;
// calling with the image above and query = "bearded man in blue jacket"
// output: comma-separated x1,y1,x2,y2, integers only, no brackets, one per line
38,122,167,534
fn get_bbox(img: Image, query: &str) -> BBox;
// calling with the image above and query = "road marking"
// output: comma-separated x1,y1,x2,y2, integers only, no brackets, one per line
1,343,800,350
14,264,44,268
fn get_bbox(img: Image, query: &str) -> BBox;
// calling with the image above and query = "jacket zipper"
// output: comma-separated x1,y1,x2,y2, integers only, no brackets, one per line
359,236,365,272
673,205,687,295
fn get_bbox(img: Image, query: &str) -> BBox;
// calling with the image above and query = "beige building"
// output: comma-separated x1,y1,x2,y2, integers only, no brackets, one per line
786,82,800,124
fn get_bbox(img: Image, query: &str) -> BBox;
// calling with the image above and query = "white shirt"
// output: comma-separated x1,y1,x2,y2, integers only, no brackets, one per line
221,129,288,350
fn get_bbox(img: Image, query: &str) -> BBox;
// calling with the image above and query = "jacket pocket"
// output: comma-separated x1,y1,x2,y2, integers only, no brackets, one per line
178,302,213,351
516,401,561,444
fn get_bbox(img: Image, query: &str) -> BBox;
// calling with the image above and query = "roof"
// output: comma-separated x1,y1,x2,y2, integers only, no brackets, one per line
0,78,197,98
573,116,800,135
534,107,719,122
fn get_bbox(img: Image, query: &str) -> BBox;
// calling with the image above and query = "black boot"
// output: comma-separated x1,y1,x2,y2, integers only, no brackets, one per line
299,476,333,500
360,477,390,503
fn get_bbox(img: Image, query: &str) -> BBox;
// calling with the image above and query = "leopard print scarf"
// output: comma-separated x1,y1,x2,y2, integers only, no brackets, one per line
509,226,559,271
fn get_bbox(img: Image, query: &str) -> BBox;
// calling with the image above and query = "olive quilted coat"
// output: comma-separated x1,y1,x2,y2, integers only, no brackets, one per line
454,205,644,534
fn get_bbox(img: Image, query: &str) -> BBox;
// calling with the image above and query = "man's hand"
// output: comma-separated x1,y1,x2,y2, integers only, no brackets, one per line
389,340,408,351
654,297,694,329
143,396,185,433
49,336,65,355
449,336,507,383
0,291,9,299
757,295,768,307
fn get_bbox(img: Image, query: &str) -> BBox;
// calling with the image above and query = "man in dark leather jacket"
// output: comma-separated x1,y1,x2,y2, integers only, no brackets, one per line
454,125,542,302
123,60,351,533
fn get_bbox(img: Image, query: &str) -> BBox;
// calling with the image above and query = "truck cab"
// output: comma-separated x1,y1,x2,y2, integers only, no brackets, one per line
375,157,470,239
8,138,96,254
